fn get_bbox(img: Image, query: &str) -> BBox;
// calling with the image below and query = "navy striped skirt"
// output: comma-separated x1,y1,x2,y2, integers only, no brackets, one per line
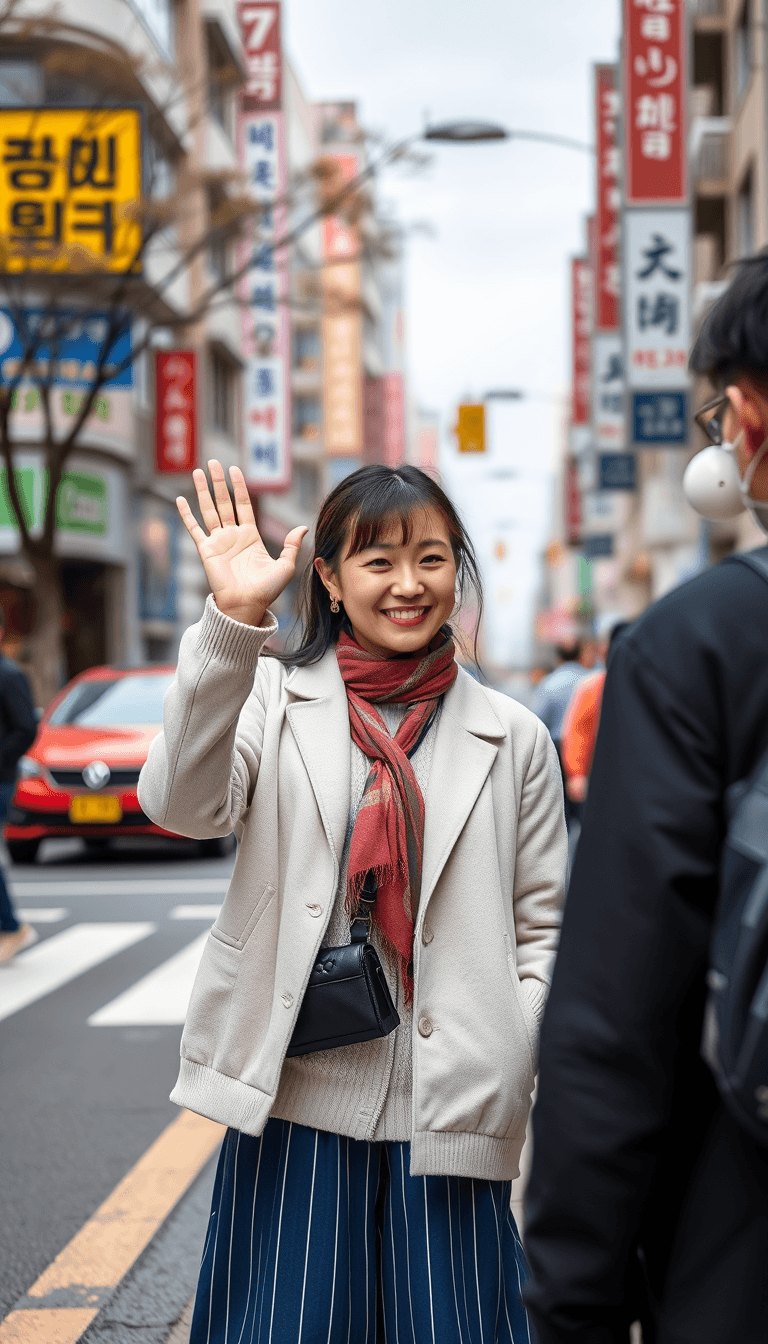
190,1118,532,1344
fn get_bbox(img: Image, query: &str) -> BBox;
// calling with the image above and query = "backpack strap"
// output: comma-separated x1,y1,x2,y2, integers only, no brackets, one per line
729,545,768,587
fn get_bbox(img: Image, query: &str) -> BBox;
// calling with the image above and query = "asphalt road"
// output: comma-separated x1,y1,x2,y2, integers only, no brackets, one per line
0,835,234,1332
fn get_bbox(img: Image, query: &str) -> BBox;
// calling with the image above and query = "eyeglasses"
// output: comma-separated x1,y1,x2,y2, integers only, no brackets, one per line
694,393,730,447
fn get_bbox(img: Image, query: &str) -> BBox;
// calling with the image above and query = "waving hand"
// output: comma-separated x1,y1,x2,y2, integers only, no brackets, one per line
177,460,307,626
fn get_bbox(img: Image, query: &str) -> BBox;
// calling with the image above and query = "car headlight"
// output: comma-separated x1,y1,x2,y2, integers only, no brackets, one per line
17,756,44,779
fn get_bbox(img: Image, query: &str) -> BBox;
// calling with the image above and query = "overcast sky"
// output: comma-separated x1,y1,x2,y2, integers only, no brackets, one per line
284,0,622,667
286,0,620,450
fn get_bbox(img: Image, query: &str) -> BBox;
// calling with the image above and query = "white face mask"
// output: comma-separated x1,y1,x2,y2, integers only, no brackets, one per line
683,432,768,535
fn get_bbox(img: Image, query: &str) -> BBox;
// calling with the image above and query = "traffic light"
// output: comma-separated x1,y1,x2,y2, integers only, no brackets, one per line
456,403,485,453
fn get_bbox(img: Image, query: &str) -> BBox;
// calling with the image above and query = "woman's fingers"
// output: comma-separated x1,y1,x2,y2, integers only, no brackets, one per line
176,495,207,549
230,466,257,529
209,460,236,527
280,526,309,567
192,467,222,534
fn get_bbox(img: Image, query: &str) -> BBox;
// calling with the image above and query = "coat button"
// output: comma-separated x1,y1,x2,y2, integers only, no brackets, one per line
281,993,293,1008
421,926,434,945
306,904,323,917
418,1016,433,1038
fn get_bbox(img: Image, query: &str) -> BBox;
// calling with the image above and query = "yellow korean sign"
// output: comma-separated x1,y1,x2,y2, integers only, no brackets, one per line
0,108,142,273
456,403,486,453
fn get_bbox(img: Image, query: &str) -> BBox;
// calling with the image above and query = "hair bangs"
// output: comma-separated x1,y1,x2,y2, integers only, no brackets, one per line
343,474,428,558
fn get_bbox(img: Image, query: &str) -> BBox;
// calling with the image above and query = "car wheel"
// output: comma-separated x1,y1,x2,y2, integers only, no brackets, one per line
7,839,41,865
197,836,235,859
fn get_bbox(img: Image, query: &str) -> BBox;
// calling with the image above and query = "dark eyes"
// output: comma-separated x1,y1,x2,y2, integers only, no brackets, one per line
365,554,445,569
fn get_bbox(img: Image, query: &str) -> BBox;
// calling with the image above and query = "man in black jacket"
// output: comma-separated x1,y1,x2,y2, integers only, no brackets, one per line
0,614,38,964
524,258,768,1343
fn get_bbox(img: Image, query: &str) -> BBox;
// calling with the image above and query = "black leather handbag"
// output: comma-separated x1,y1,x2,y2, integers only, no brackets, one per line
286,874,400,1057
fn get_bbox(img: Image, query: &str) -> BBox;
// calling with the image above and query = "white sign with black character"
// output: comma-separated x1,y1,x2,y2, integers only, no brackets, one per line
624,207,690,446
592,332,625,448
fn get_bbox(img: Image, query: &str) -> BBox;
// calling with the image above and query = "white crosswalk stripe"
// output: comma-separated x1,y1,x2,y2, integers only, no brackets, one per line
88,932,209,1026
16,908,69,923
0,923,156,1024
169,905,221,921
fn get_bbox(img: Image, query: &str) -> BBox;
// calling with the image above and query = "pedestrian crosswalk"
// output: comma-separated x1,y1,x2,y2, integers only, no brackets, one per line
0,923,156,1024
0,891,225,1028
88,931,209,1025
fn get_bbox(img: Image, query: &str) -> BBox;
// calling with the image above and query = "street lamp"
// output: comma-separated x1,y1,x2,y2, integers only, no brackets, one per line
423,122,594,154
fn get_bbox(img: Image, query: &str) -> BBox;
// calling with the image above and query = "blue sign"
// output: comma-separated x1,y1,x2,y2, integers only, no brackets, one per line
598,452,637,491
0,309,132,388
582,534,614,560
632,391,688,445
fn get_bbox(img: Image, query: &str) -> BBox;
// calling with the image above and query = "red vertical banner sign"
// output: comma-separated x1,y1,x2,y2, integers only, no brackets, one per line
565,455,582,545
623,0,687,204
571,257,592,426
595,65,621,331
240,1,282,111
155,351,197,473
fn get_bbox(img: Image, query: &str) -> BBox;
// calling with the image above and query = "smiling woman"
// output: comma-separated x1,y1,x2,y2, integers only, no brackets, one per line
139,459,567,1344
279,463,484,665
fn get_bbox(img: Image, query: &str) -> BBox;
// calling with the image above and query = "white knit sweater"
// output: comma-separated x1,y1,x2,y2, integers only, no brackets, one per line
271,704,436,1142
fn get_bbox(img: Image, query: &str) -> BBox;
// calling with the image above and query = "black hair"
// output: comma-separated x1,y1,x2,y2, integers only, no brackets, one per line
555,640,583,664
272,464,484,666
690,251,768,389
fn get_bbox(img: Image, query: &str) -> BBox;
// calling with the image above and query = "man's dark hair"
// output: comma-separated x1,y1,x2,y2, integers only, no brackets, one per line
690,252,768,389
555,640,583,664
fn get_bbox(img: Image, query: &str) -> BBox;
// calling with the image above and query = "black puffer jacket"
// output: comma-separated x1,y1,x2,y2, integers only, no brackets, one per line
0,655,37,783
524,552,768,1344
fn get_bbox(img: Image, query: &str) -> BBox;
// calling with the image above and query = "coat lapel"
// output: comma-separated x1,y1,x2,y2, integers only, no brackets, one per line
418,669,506,920
285,651,351,870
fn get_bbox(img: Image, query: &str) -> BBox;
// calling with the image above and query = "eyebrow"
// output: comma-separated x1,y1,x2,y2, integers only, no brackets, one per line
363,538,449,551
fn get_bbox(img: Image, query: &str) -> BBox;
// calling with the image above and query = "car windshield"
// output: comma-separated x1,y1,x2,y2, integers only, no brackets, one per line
48,673,174,727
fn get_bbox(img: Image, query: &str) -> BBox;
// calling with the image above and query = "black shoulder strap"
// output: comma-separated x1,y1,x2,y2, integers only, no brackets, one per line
730,545,768,587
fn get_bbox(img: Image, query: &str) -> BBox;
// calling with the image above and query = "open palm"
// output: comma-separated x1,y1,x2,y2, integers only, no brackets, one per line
177,461,307,624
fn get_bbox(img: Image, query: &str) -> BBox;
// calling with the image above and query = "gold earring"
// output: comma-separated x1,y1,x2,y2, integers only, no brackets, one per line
330,597,340,613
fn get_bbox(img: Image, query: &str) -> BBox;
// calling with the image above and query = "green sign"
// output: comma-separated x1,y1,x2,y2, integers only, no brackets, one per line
0,466,108,535
0,468,35,528
55,472,108,535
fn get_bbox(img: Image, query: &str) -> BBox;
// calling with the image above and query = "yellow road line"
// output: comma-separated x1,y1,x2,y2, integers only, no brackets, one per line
0,1309,99,1344
0,1110,224,1344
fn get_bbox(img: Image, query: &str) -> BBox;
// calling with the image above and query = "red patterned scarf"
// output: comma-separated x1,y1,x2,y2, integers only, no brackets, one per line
336,630,458,1001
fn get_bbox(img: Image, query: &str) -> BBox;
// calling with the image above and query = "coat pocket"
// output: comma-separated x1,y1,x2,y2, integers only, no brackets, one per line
211,882,276,950
503,930,537,1071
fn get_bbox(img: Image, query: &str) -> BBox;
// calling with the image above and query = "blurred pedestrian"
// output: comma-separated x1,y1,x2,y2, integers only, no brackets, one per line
139,462,567,1344
524,257,768,1343
532,639,594,826
560,622,631,807
0,609,39,965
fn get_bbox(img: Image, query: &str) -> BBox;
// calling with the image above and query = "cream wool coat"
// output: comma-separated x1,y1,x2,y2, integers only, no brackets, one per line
138,597,568,1181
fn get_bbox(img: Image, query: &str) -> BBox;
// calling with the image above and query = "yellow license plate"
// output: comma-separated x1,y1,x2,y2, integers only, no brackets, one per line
69,795,123,823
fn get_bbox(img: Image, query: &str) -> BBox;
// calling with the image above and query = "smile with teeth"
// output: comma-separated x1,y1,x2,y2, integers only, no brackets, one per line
381,607,430,624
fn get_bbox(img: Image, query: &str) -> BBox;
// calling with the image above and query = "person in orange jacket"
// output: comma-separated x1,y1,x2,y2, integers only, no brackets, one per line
561,623,630,805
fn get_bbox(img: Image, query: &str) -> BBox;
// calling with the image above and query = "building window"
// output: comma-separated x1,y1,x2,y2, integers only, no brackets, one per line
0,62,42,105
292,327,320,370
207,25,233,135
736,0,751,100
292,395,321,438
208,192,228,283
295,461,318,512
737,167,754,257
209,347,236,436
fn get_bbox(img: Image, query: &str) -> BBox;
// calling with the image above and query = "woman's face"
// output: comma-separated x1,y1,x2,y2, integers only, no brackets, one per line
316,505,458,659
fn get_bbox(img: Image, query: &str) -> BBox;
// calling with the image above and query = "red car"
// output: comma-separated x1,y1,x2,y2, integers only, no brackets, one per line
6,664,228,863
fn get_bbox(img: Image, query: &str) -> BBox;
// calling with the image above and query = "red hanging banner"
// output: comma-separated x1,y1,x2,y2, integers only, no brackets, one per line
571,257,592,426
239,1,282,112
155,351,197,474
594,65,621,331
623,0,687,204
